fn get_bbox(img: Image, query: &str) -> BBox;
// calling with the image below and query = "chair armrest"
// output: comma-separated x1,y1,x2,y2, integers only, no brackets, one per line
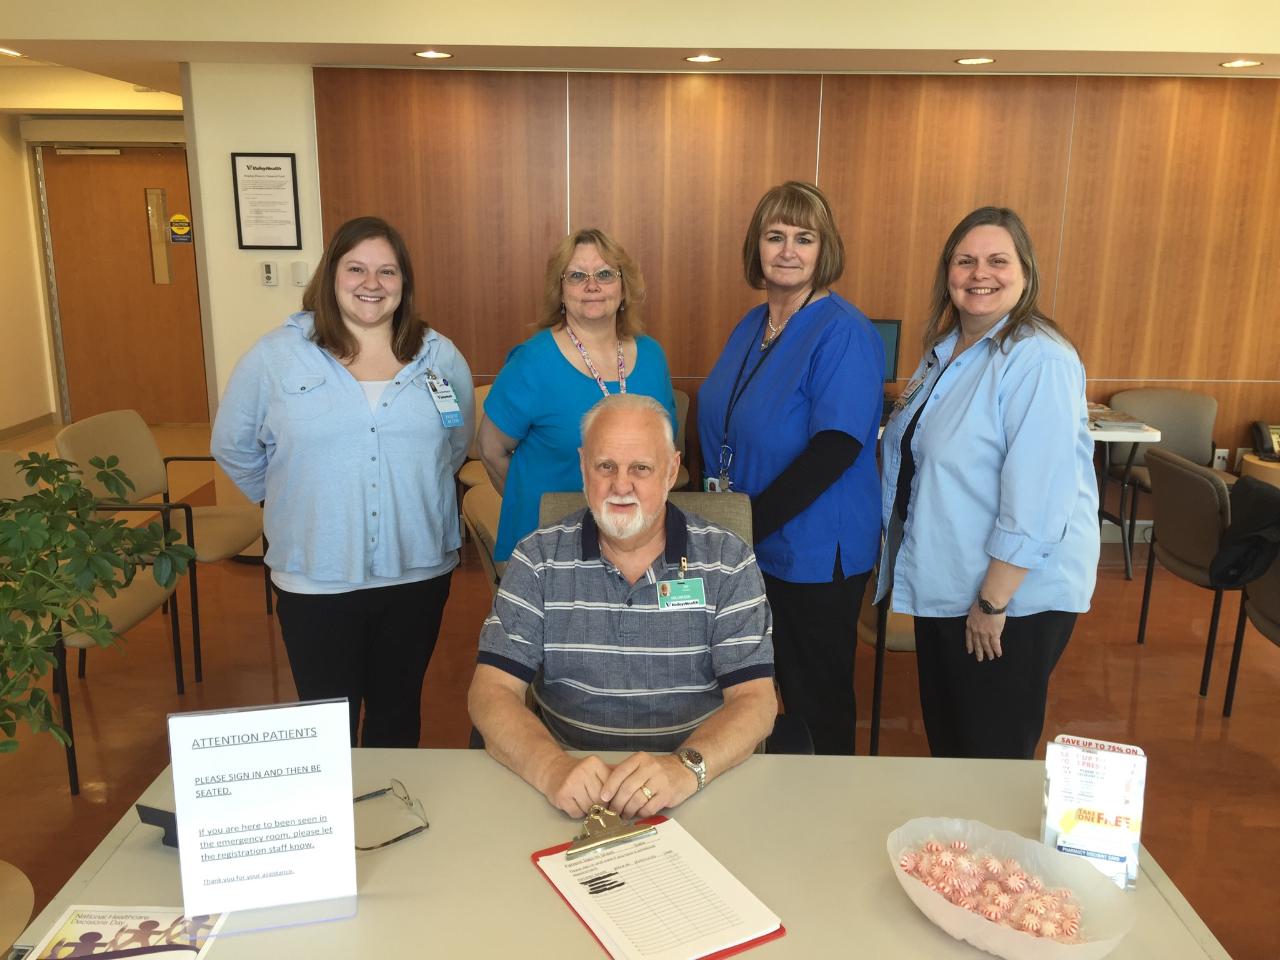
96,500,196,550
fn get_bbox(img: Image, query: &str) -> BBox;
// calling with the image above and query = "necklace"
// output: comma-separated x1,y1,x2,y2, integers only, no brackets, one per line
565,322,627,398
760,288,817,351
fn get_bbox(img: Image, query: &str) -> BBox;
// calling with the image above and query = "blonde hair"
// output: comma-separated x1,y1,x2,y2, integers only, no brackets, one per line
538,228,646,338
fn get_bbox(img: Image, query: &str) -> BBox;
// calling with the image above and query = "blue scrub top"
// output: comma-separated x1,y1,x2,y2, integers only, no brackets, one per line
485,328,677,562
697,292,883,583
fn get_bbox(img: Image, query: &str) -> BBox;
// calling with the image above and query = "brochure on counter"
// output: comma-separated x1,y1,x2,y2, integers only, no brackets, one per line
24,905,226,959
1042,734,1146,890
167,699,356,918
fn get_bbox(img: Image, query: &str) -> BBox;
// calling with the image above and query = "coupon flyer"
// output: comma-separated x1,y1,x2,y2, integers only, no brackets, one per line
1042,734,1146,889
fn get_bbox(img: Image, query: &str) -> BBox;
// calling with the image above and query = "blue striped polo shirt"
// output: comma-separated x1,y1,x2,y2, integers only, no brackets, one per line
476,503,774,752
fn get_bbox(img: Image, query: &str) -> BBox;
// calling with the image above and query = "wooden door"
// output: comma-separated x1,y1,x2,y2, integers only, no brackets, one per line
41,146,209,423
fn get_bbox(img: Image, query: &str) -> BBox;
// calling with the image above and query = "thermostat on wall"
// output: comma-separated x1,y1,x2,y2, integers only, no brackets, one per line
291,261,309,287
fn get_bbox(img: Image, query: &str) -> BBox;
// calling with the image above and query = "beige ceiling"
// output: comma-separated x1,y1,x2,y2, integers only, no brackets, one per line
2,0,1277,98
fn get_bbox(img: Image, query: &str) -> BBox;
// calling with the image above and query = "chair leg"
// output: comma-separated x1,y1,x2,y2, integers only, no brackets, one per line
1223,596,1249,717
1126,487,1142,581
77,647,87,679
1117,481,1134,580
1200,589,1224,697
1137,528,1157,644
188,563,203,683
870,596,888,757
54,634,80,796
263,561,273,615
169,589,185,696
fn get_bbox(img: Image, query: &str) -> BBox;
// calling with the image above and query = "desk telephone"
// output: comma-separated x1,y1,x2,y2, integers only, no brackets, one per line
1252,421,1280,462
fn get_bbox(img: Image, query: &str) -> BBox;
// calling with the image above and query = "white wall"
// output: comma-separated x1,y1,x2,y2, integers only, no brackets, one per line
181,63,324,406
0,65,181,113
0,114,56,433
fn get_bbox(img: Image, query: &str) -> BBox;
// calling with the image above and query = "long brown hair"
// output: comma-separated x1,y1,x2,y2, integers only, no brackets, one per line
742,181,845,290
303,216,425,362
923,207,1073,353
538,228,646,338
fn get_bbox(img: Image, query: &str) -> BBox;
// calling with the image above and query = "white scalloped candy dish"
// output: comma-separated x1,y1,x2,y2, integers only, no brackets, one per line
887,817,1136,960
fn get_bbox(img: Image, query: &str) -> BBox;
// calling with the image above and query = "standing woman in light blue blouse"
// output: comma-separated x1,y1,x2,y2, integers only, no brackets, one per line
876,207,1098,760
212,216,473,747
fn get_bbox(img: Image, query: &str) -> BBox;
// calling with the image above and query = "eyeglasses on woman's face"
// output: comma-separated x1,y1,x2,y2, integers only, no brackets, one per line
562,268,622,286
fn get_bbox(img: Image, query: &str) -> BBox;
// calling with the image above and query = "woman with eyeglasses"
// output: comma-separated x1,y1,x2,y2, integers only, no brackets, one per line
478,228,676,562
696,182,884,755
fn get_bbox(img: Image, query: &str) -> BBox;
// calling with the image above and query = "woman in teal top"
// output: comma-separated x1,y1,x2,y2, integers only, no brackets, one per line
478,228,676,562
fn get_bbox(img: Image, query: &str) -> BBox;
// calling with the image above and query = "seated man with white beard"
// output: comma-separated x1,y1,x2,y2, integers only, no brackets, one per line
468,393,777,818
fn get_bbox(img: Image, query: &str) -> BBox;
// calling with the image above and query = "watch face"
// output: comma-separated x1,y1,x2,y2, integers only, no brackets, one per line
682,748,703,767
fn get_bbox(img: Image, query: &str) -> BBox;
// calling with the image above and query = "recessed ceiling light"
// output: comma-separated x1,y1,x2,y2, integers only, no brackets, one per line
955,57,995,66
1220,58,1262,68
414,50,453,60
0,47,24,58
685,54,722,64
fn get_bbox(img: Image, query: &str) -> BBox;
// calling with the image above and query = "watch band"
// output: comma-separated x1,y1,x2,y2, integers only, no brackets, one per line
978,596,1008,615
675,748,706,792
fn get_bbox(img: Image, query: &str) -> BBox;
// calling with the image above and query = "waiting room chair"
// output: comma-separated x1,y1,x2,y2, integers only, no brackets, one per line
1102,388,1227,579
537,489,811,754
1137,447,1235,697
1222,550,1280,717
673,388,690,490
1,450,181,795
856,576,915,756
462,482,503,594
457,383,492,492
55,410,266,685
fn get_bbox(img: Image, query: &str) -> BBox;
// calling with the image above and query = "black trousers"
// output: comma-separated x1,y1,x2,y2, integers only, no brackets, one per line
914,609,1076,760
764,570,869,756
274,572,453,748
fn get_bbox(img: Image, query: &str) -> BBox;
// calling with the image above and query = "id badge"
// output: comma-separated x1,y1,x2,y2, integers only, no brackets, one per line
703,476,730,493
426,371,464,428
895,373,927,409
657,577,706,610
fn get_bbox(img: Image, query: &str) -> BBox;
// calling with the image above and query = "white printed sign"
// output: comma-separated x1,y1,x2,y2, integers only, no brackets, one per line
168,700,355,915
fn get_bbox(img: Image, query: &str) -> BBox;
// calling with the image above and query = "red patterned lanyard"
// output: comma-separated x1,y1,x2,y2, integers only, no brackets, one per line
565,323,627,398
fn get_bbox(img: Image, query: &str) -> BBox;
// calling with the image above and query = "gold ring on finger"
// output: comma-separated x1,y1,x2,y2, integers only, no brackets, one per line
640,785,654,800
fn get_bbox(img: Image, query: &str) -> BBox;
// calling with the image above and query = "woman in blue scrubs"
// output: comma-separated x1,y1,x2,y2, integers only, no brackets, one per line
876,207,1099,759
697,182,884,755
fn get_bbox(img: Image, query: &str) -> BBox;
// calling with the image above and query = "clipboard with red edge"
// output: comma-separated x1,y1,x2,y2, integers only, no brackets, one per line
531,815,787,960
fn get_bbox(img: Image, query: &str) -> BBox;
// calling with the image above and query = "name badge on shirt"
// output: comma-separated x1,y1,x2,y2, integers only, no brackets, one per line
425,370,463,428
657,577,706,610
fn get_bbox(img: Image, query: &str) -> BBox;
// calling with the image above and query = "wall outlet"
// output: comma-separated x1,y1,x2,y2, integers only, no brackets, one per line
1236,447,1252,471
1213,448,1229,471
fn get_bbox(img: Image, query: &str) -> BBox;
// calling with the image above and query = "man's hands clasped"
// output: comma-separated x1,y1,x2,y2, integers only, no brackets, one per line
538,751,699,818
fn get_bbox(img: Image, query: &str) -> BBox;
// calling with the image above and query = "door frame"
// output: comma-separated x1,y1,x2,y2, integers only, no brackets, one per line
30,141,208,425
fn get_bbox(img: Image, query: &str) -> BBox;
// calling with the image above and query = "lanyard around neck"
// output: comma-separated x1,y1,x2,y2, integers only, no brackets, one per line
719,290,817,463
565,323,626,398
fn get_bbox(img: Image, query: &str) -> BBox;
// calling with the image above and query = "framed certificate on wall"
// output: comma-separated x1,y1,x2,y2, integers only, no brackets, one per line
231,152,302,249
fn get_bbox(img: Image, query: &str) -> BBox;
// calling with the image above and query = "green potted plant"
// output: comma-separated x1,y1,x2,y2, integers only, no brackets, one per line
0,452,194,751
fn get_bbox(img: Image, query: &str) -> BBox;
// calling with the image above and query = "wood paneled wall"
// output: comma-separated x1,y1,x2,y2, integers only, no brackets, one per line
313,69,1280,449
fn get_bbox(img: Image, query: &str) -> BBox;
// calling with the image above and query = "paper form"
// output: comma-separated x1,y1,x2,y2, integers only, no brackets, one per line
535,819,782,960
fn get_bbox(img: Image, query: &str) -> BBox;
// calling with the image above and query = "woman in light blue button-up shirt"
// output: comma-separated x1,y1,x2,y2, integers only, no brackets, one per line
212,217,473,748
877,207,1099,759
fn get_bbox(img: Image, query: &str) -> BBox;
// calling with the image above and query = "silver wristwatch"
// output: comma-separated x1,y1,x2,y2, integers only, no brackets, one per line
675,747,706,792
